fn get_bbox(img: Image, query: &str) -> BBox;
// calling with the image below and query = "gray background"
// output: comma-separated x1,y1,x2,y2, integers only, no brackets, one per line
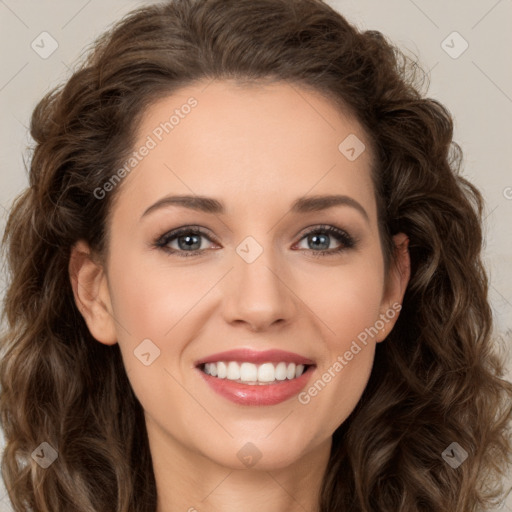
0,0,511,510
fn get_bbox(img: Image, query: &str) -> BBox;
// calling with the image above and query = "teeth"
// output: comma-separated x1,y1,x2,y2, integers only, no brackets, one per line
217,361,227,379
202,361,308,384
227,361,240,380
240,362,257,382
275,362,287,381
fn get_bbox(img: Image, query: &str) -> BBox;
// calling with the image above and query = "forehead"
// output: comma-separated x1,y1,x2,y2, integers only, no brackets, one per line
111,79,377,223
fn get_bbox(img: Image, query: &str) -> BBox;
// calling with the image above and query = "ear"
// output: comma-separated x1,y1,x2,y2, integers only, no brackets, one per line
68,240,117,345
375,232,411,343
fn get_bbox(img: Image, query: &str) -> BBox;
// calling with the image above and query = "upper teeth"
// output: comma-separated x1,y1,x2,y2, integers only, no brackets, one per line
203,361,306,384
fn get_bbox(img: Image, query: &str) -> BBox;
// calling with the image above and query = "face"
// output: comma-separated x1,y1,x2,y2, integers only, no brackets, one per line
71,79,410,472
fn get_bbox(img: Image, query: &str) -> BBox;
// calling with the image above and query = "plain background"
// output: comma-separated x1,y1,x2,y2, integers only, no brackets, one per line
0,0,511,510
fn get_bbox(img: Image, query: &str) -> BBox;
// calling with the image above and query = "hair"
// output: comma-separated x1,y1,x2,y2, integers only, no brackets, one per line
1,0,511,510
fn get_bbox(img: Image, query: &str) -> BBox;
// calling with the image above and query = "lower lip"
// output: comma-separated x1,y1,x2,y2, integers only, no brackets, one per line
196,366,315,406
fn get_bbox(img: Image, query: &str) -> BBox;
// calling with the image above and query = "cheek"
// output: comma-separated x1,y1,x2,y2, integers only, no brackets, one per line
294,257,384,433
107,245,203,338
305,346,375,442
106,251,198,418
303,256,385,340
105,245,201,390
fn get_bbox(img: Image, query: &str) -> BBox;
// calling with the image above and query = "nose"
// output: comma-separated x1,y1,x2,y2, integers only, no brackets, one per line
221,241,297,332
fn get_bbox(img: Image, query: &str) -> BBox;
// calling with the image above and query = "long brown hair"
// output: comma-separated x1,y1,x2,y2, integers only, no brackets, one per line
1,0,511,510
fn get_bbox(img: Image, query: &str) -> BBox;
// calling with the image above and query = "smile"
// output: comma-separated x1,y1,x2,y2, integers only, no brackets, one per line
194,348,316,406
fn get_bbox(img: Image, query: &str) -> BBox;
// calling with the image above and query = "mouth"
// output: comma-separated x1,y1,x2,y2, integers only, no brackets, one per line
197,361,314,385
194,348,316,405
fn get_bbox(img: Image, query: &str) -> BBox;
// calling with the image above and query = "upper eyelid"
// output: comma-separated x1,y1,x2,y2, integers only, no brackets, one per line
156,225,218,244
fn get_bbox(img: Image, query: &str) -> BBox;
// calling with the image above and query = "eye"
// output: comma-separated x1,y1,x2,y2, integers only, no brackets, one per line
154,226,217,258
293,225,356,256
153,224,357,258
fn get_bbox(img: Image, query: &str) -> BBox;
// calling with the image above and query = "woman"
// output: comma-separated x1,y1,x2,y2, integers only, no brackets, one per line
1,0,511,510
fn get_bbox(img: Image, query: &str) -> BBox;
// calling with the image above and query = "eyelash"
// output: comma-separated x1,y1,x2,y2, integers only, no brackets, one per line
153,224,357,259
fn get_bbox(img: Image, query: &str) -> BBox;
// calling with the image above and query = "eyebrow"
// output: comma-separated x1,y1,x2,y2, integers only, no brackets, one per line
141,194,369,223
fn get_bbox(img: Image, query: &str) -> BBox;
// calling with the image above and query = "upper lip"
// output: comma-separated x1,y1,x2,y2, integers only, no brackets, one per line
194,348,315,367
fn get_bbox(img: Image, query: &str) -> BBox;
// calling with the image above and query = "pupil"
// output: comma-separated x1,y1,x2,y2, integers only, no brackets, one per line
310,234,329,250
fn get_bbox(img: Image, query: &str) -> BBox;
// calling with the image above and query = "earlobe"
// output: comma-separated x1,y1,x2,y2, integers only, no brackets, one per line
376,232,411,343
68,240,117,346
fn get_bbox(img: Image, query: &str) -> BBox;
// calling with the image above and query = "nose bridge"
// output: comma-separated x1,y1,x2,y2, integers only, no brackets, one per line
222,233,295,329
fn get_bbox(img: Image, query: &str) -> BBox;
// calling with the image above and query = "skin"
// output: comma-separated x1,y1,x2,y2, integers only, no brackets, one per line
69,79,410,512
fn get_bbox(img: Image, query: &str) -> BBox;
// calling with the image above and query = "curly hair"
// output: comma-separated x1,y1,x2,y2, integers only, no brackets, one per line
1,0,511,510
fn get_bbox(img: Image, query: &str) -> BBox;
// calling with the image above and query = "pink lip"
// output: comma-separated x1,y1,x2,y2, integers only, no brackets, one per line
194,348,315,366
196,365,316,406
